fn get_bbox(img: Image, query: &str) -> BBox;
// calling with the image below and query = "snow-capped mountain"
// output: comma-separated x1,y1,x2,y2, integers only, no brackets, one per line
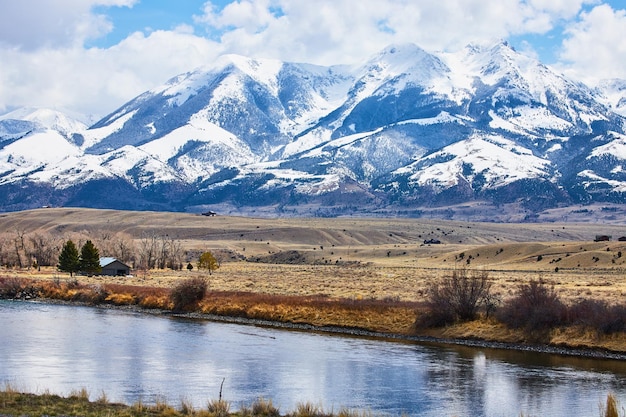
596,79,626,117
1,41,626,219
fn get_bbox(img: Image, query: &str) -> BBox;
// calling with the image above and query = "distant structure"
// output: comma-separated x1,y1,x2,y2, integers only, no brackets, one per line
201,211,217,217
594,235,611,242
423,238,442,245
99,257,131,276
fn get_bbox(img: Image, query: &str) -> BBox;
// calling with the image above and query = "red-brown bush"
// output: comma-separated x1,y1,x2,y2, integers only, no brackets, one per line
170,277,208,311
496,280,567,334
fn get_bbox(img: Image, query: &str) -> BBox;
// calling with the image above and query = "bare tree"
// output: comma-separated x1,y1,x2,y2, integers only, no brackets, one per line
28,232,61,268
12,229,28,269
157,235,170,269
0,233,9,267
110,233,136,265
0,232,23,268
137,232,159,270
419,269,494,327
167,237,184,270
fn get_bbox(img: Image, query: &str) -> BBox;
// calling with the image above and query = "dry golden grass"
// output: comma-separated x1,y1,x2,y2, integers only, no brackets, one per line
197,292,418,333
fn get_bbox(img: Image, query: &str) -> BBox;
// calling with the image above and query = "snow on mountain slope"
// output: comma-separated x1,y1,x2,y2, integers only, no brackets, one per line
98,146,182,187
283,44,461,157
349,44,456,102
0,129,82,184
589,132,626,160
445,42,612,135
82,110,138,150
138,111,257,181
88,55,353,159
0,108,88,138
596,79,626,118
393,134,552,190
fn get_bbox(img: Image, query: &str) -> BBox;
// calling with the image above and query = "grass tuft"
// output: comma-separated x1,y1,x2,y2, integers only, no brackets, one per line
69,387,90,401
180,397,194,415
250,397,280,416
95,389,109,404
207,398,230,417
292,402,331,417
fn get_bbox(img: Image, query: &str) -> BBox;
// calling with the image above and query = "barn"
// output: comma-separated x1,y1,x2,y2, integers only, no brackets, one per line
99,257,131,276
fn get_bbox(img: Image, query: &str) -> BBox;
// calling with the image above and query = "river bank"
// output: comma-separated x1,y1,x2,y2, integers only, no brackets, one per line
0,386,374,417
11,291,626,362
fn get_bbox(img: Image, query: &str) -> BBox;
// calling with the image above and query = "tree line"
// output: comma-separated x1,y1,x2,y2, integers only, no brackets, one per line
0,229,185,272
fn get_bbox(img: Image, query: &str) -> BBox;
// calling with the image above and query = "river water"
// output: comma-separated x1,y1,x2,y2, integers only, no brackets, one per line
1,300,625,416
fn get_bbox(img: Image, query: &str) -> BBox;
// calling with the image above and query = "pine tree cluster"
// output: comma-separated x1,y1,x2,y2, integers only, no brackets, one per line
58,240,101,277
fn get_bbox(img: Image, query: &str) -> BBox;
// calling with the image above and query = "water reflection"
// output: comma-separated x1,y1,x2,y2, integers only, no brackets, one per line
1,300,625,416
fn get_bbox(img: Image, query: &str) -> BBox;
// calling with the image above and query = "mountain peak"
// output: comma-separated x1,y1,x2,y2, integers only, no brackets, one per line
365,43,446,71
0,107,87,136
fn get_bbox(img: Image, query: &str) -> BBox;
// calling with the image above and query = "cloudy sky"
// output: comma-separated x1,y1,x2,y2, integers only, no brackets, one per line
0,0,625,121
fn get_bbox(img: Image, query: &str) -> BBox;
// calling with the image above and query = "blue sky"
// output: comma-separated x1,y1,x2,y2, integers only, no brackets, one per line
0,0,625,118
89,0,210,48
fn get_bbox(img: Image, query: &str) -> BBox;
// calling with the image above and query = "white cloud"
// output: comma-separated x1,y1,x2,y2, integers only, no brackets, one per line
0,0,138,50
0,30,221,118
195,0,598,65
559,4,626,83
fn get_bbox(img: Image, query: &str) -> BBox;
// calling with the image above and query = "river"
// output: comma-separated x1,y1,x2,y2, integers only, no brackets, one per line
1,300,625,416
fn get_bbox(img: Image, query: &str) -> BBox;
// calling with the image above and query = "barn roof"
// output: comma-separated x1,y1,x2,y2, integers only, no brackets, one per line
99,257,128,268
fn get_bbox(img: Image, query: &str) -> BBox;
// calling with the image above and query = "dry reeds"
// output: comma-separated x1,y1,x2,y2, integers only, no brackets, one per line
248,397,280,416
602,393,623,417
206,398,230,417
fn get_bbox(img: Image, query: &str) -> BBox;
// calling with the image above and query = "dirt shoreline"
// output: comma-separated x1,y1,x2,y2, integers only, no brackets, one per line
24,297,626,362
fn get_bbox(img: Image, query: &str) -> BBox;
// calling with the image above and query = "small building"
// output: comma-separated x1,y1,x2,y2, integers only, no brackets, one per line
594,235,612,242
99,257,131,276
424,238,442,245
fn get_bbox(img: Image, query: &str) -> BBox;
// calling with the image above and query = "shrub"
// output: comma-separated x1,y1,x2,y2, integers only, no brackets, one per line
170,277,208,311
569,299,626,335
497,280,567,334
0,277,32,298
418,269,493,327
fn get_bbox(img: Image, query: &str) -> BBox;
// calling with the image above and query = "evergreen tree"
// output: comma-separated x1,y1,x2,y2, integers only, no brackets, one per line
80,240,101,276
197,251,219,275
58,240,80,277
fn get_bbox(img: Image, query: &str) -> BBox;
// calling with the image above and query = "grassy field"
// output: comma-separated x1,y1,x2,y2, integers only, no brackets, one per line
3,207,626,351
0,384,376,417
